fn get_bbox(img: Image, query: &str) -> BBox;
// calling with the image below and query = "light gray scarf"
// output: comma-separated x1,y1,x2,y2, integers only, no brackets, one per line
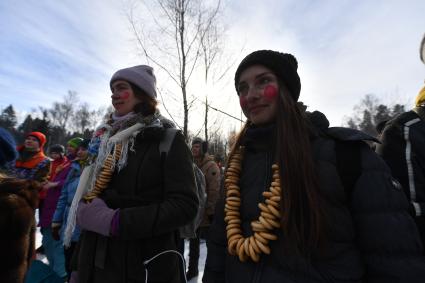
63,111,163,246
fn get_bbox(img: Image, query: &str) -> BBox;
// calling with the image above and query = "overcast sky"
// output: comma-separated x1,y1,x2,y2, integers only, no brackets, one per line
1,0,424,133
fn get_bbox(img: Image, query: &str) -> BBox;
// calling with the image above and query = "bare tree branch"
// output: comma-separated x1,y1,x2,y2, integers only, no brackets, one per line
126,0,227,139
126,6,182,87
158,88,183,130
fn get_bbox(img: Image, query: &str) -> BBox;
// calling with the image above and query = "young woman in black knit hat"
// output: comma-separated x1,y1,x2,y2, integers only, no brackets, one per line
203,50,425,283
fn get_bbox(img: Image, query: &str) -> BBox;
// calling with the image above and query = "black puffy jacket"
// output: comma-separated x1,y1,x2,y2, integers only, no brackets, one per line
203,112,425,283
376,107,425,245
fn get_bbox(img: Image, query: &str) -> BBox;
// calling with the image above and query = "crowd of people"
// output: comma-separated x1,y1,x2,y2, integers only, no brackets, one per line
0,35,425,283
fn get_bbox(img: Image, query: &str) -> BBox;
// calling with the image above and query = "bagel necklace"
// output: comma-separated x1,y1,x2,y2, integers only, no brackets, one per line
225,146,282,262
84,143,123,202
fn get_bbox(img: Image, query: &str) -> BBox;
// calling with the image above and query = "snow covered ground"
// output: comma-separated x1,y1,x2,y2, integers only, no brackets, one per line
183,240,207,283
35,210,207,283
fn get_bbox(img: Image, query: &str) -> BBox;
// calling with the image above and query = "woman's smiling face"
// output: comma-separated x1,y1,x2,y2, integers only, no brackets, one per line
237,65,279,126
110,80,142,116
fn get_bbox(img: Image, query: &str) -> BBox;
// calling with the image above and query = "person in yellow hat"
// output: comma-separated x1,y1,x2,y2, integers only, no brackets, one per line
376,85,425,248
415,85,425,107
420,33,425,64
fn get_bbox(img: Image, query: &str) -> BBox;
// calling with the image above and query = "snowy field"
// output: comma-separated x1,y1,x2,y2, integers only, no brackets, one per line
35,211,207,283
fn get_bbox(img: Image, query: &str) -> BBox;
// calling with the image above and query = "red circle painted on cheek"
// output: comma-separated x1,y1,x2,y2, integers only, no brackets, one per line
263,85,278,100
239,96,248,109
120,91,130,99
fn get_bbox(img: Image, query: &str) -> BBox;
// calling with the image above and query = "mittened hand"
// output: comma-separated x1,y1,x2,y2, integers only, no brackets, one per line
69,271,78,283
76,198,118,237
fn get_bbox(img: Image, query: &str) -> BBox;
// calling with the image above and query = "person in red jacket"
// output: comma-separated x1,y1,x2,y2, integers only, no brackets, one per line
39,144,71,279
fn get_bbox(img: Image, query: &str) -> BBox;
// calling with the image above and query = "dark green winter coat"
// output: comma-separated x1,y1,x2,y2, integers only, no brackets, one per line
77,127,198,283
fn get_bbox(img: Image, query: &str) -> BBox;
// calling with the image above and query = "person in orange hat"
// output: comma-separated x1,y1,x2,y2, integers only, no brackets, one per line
10,131,51,183
9,131,51,236
5,131,51,278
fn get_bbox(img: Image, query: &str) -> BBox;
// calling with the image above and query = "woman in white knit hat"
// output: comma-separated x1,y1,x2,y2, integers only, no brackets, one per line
67,65,198,283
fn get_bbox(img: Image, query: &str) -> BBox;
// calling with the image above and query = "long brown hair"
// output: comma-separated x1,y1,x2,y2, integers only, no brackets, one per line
276,83,324,256
230,82,324,257
129,82,158,116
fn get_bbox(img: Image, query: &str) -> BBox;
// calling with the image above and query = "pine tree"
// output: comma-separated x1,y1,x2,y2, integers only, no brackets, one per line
16,115,34,144
345,94,407,138
0,104,17,131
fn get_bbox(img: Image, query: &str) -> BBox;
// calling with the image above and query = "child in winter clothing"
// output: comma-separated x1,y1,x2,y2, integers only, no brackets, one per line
38,144,70,279
51,139,89,279
66,137,83,161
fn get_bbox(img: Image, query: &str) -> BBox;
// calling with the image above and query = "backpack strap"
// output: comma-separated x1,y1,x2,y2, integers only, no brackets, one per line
158,128,179,193
335,141,362,201
153,128,179,237
159,128,179,157
325,126,367,200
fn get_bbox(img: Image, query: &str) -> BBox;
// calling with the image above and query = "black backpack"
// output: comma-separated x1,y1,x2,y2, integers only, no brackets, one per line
158,128,207,238
335,140,362,199
326,126,378,198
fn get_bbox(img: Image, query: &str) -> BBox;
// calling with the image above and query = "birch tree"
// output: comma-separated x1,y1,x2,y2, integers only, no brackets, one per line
127,0,223,139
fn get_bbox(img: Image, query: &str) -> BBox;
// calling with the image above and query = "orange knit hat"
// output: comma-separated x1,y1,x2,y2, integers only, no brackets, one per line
27,131,47,148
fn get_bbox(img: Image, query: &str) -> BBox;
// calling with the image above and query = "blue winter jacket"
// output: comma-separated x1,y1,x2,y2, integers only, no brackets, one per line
52,160,83,242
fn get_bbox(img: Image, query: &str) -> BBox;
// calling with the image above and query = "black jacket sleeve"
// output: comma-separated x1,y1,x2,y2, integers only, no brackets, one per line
376,121,408,191
118,132,199,240
351,143,425,282
376,114,425,217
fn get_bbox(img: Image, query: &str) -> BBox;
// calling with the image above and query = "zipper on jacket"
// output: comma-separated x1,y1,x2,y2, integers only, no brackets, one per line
252,151,272,283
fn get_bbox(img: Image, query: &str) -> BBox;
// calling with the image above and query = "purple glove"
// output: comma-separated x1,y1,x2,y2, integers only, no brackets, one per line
69,271,78,283
76,198,119,236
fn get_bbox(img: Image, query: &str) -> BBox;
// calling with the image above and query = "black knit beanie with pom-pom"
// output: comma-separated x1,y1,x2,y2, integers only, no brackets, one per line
234,50,301,101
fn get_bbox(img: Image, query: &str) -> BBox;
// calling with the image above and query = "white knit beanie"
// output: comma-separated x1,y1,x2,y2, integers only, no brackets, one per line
110,65,157,99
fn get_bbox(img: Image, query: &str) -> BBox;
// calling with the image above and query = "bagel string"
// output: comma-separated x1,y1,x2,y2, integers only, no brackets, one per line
84,143,123,202
225,146,282,262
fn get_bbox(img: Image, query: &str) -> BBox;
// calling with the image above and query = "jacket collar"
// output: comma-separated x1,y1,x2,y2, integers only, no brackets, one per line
306,110,378,143
15,150,47,169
